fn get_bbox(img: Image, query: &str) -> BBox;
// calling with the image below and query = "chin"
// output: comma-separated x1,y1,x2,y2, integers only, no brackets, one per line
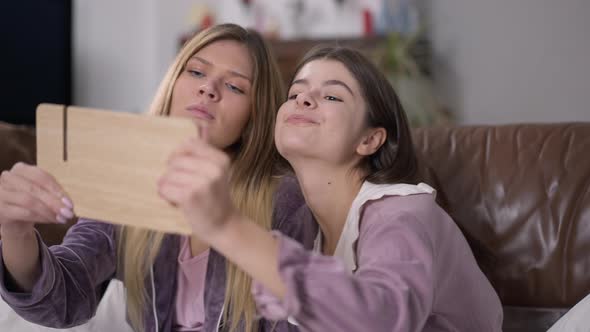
276,137,313,160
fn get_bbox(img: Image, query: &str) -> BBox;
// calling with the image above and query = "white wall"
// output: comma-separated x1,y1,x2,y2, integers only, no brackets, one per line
72,0,370,113
73,0,590,124
152,0,368,83
73,0,159,113
429,0,590,124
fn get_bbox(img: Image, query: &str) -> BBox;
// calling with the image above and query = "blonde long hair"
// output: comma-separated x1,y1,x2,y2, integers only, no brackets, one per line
117,24,285,332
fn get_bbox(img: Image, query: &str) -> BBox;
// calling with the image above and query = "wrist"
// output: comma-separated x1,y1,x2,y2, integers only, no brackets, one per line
207,212,244,249
1,222,36,239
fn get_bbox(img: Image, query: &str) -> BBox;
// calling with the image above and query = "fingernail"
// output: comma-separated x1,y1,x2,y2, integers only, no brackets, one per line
62,197,74,209
60,207,74,219
56,214,68,224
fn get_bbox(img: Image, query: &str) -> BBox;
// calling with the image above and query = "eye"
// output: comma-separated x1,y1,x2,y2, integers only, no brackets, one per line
226,83,244,94
188,70,204,78
325,95,343,102
287,93,298,100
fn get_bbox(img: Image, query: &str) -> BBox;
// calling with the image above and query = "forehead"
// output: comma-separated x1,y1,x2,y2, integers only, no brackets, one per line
293,59,362,98
294,60,359,90
191,40,253,76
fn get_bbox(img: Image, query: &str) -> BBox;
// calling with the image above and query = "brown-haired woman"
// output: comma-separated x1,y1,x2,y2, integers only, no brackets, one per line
160,46,504,331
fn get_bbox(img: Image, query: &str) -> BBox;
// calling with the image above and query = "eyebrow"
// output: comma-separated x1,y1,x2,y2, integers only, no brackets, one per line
190,56,252,82
291,78,354,96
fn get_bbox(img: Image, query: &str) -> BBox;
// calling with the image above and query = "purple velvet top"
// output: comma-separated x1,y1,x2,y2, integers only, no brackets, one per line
252,193,503,332
0,177,304,332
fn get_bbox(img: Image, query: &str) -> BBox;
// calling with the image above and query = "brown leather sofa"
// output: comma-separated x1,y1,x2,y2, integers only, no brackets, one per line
413,123,590,331
1,120,589,331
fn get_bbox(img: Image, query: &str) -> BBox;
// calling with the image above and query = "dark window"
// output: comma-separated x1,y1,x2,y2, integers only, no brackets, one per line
0,0,71,126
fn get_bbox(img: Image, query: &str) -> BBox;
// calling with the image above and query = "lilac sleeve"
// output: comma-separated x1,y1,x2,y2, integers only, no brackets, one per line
252,212,435,332
0,219,117,328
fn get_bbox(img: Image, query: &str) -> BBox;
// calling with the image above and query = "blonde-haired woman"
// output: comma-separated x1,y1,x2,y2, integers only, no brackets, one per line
0,24,303,332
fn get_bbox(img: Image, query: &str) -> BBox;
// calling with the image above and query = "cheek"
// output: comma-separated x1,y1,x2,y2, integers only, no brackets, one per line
324,110,350,131
274,105,294,141
276,104,288,122
274,121,285,146
324,112,362,146
220,97,252,131
169,80,190,116
274,124,304,159
234,99,252,127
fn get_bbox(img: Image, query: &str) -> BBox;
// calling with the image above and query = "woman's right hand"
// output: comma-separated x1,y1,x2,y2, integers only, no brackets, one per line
0,162,74,237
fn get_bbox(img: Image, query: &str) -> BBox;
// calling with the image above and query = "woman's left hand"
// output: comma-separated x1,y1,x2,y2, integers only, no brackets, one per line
157,127,236,239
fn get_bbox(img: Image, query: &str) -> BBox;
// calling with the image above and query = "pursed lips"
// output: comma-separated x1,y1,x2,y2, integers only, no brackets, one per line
285,114,319,125
186,105,215,120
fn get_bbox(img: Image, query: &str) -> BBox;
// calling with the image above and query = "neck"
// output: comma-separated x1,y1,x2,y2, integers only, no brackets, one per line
190,235,210,257
290,158,365,255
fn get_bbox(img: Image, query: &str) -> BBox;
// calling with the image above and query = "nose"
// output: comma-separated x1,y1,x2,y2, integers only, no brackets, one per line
295,92,316,110
198,82,220,102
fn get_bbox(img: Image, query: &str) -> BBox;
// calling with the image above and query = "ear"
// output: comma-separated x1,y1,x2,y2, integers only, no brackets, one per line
356,127,387,156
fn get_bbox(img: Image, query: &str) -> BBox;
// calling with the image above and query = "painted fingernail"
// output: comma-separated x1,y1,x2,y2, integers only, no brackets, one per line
60,207,74,219
62,197,74,209
56,214,68,224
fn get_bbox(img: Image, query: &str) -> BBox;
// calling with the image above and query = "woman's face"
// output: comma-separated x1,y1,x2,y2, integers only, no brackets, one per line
170,40,253,149
275,59,370,166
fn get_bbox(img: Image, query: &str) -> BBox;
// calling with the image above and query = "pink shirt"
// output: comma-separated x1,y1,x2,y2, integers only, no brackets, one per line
173,236,210,332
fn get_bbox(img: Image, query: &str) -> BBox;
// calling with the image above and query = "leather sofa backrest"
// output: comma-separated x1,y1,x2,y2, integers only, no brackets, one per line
0,121,35,170
412,123,590,308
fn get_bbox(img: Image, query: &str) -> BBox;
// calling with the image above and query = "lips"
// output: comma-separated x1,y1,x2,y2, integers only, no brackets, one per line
285,114,318,125
186,105,215,120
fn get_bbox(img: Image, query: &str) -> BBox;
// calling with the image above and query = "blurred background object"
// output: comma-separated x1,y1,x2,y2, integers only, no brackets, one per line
2,0,589,126
0,1,71,125
377,30,452,127
178,0,444,127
